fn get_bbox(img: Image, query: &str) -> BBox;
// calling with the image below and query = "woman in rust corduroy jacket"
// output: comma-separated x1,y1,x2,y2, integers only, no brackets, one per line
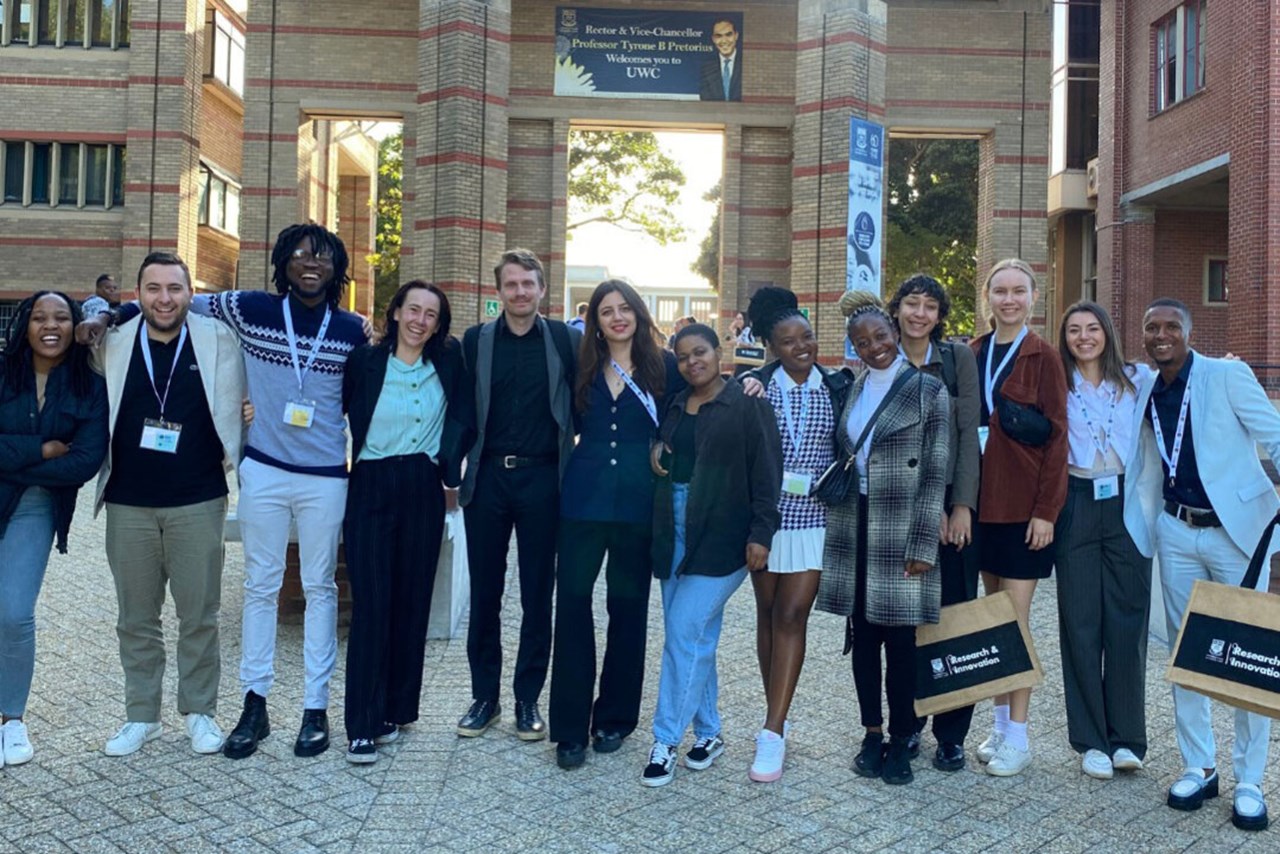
968,259,1068,778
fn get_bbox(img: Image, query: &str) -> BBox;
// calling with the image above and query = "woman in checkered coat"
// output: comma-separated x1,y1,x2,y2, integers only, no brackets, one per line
816,291,950,786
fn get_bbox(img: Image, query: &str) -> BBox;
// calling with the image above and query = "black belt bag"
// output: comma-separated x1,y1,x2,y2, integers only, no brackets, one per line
996,397,1052,447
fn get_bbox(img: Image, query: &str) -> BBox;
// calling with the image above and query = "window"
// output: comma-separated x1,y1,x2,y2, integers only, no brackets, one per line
1155,1,1208,112
3,142,24,203
1,0,127,49
1205,257,1228,304
0,139,125,208
1050,2,1101,173
197,163,241,236
205,10,245,96
58,142,80,204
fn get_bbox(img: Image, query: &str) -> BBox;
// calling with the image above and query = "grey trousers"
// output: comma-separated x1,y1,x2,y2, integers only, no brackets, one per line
1053,477,1152,758
105,497,227,721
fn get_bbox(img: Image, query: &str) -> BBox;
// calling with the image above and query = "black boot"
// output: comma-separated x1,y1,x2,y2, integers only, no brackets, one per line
294,709,330,757
223,691,270,760
882,736,915,785
853,732,885,778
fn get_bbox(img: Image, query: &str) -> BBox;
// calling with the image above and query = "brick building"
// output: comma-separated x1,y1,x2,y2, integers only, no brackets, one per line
1,0,1051,361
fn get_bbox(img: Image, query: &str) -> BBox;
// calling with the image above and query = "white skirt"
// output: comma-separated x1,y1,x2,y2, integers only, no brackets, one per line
767,526,825,574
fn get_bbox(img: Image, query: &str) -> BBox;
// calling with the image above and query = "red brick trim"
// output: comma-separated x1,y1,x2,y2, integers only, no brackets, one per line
751,42,796,53
247,24,416,39
123,183,180,194
742,95,795,106
0,75,126,89
994,155,1049,165
413,217,505,234
724,205,790,217
507,200,553,210
132,21,184,31
419,21,510,42
128,75,186,86
247,79,416,93
796,32,888,54
123,238,179,248
126,129,200,147
886,98,1049,111
510,34,553,44
724,257,790,270
796,96,885,117
888,46,1051,59
417,87,508,107
730,153,792,166
792,161,849,178
242,187,296,197
992,209,1048,219
792,227,846,240
509,87,554,98
243,132,299,143
415,153,508,170
508,145,568,157
239,241,273,252
0,237,120,248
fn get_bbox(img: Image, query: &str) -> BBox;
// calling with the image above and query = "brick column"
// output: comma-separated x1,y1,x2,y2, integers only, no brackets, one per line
122,0,205,280
338,173,375,316
506,118,560,313
405,0,511,330
792,0,887,363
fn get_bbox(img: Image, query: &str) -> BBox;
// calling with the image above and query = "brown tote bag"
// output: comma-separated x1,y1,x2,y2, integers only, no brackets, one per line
914,590,1044,717
1167,512,1280,718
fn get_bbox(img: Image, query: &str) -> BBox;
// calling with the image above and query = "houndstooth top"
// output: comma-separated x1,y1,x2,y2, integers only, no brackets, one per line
767,367,835,531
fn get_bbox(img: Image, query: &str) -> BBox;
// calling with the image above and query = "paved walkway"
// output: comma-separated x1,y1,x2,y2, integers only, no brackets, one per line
4,490,1278,853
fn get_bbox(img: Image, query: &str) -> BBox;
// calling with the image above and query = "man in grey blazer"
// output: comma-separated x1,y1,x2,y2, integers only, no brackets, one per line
1125,298,1280,831
457,249,581,741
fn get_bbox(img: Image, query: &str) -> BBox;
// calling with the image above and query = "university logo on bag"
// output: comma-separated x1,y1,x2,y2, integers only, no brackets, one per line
1207,638,1226,663
931,658,947,679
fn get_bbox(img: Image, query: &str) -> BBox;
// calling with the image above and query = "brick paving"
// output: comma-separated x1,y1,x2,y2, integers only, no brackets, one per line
4,489,1279,853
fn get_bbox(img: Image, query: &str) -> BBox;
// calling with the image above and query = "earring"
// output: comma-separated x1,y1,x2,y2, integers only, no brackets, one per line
596,330,604,341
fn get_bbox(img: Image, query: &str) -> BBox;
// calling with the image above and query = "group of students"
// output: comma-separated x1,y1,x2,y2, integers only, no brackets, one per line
2,234,1278,833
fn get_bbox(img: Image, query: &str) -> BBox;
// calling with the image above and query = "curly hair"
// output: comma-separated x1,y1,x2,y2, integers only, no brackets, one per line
746,286,805,347
2,291,95,399
886,274,951,342
270,223,351,308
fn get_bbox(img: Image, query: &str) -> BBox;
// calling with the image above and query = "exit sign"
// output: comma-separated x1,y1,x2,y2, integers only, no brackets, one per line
484,298,501,318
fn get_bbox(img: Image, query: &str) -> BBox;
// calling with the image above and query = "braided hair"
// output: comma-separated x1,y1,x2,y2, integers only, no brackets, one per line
746,286,805,347
270,223,351,308
839,289,892,327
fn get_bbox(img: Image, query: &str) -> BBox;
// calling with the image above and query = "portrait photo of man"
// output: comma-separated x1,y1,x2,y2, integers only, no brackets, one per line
699,18,742,102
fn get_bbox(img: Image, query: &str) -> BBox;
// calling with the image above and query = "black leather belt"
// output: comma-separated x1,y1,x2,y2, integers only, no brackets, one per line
485,453,556,470
1164,500,1222,528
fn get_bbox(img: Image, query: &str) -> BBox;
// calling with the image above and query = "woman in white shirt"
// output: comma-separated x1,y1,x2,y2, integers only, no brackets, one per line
1054,301,1154,782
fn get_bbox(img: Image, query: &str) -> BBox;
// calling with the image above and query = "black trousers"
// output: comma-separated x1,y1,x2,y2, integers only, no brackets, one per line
549,519,653,746
928,504,981,745
463,461,559,703
343,455,445,741
850,495,917,739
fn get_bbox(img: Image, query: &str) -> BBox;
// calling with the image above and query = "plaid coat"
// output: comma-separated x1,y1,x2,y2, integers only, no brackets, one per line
816,363,951,626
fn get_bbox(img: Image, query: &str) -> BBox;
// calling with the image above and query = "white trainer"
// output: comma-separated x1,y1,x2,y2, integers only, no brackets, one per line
1081,749,1113,780
1112,747,1143,771
104,721,162,757
976,731,1004,764
985,741,1032,777
185,714,225,755
1,720,33,766
748,729,786,783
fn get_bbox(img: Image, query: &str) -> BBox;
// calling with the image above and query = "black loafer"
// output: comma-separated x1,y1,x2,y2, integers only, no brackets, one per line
556,742,587,769
593,730,624,754
515,701,546,742
853,733,885,779
882,737,914,786
456,699,500,737
223,690,269,760
905,730,921,760
933,741,966,772
294,709,329,757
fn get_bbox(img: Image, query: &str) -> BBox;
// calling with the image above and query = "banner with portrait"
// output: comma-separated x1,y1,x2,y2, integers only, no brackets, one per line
844,117,885,360
554,7,744,101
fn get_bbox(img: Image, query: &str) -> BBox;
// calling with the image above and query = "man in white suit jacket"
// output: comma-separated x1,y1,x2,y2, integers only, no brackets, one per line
1124,298,1280,832
93,252,246,760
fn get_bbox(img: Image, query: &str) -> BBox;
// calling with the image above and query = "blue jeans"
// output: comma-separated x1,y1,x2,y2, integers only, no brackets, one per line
652,483,747,746
0,488,56,718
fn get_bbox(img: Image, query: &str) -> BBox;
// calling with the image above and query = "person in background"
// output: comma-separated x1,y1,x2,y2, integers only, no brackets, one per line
550,279,682,770
642,323,781,787
887,274,981,771
1054,301,1154,782
568,302,588,332
0,292,108,767
82,274,121,320
969,259,1068,777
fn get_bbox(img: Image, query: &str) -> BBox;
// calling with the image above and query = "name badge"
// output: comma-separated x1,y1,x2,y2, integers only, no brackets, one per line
140,418,182,454
782,470,813,497
977,426,990,455
283,399,317,429
1093,474,1120,502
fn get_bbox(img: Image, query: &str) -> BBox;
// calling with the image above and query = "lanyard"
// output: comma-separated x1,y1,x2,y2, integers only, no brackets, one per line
1150,373,1192,484
1071,373,1120,462
984,326,1028,415
282,300,332,394
611,360,658,426
780,376,812,455
138,323,188,419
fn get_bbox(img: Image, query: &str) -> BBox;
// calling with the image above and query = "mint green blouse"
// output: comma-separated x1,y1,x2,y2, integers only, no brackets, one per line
358,355,446,462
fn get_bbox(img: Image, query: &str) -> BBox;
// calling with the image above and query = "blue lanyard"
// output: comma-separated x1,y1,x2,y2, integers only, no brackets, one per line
138,323,188,419
780,374,812,455
611,360,658,426
984,326,1028,415
282,300,332,395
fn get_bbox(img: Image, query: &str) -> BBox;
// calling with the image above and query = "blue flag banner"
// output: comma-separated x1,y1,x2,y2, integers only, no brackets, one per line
554,7,745,101
845,117,885,360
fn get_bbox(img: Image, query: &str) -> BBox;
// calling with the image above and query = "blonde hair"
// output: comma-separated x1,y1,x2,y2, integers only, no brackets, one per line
839,288,887,320
983,258,1037,292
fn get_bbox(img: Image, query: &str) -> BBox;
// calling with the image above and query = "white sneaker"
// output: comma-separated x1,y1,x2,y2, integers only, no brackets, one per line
104,721,162,757
1081,749,1113,780
985,741,1032,776
976,731,1004,763
185,714,225,755
1,720,33,766
748,729,786,782
1112,747,1143,771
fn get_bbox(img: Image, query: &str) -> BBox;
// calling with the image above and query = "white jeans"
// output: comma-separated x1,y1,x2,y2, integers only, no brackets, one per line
1157,512,1272,785
237,457,346,710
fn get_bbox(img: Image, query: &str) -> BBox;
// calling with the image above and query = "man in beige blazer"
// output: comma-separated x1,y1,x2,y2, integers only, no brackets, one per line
92,252,246,758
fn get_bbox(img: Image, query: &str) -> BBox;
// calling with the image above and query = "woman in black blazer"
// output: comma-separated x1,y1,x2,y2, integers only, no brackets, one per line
340,280,473,764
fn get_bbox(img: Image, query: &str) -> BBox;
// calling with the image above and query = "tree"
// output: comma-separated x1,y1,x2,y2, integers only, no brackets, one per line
567,131,687,245
885,139,979,337
690,180,721,291
367,132,403,321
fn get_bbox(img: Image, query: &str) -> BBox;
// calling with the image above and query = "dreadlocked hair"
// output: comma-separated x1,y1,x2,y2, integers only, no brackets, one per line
839,289,891,327
270,223,351,308
1,291,95,399
747,286,805,347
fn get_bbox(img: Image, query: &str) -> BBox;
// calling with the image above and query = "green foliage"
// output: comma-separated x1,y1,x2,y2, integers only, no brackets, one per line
690,180,721,291
367,132,403,322
885,139,979,337
567,131,687,245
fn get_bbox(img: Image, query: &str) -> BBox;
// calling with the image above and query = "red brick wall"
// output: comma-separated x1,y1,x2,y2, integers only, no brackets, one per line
1151,209,1228,355
197,228,240,291
199,89,244,179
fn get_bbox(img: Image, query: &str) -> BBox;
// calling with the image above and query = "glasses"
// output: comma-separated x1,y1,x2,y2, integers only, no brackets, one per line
290,248,334,262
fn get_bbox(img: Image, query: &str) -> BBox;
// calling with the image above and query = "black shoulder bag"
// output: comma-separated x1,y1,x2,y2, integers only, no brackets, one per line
812,368,918,507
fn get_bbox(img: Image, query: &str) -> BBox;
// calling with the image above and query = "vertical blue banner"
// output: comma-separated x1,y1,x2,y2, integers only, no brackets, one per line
845,117,885,360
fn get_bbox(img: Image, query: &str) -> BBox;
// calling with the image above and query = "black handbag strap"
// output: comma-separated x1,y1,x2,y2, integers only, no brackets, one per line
1241,511,1280,591
848,367,918,457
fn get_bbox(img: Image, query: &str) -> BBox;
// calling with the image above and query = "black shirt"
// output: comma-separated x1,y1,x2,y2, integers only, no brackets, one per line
670,411,697,484
1147,352,1212,510
977,338,1017,427
104,330,228,508
484,315,558,458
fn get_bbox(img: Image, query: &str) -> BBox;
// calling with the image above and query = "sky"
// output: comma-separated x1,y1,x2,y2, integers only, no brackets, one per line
564,130,724,290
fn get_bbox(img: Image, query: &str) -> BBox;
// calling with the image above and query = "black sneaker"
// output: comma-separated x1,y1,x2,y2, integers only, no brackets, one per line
641,742,677,787
882,737,914,785
514,701,546,742
592,730,624,754
374,723,400,745
906,730,921,759
556,742,587,770
456,700,500,737
346,738,377,764
684,735,725,770
853,733,886,778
